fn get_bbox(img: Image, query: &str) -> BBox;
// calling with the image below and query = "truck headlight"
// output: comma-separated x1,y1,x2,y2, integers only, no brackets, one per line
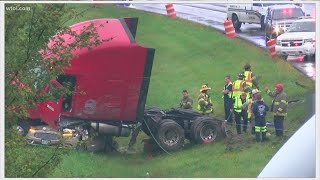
304,38,314,43
276,40,281,45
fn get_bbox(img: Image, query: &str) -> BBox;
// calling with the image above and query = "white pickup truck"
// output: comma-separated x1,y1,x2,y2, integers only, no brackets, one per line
275,18,315,61
227,0,276,31
227,0,304,31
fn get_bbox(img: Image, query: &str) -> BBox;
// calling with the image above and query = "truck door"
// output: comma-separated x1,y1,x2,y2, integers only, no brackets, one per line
250,0,262,23
39,80,63,130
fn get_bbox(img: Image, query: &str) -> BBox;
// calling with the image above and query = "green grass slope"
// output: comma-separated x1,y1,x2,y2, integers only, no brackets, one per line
7,4,314,178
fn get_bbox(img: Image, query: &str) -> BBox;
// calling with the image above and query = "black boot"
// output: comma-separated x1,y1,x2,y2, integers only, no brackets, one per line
243,126,247,133
251,127,255,134
236,125,241,134
262,132,269,142
255,132,261,142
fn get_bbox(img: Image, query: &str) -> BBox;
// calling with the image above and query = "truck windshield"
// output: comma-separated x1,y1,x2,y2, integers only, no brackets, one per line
47,82,60,103
287,21,315,32
262,3,277,6
56,75,76,112
272,8,304,20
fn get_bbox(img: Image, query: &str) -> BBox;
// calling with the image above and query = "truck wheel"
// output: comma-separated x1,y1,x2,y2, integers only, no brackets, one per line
189,118,204,141
156,119,185,151
17,119,30,136
304,55,314,62
260,16,265,30
231,14,241,31
192,118,218,144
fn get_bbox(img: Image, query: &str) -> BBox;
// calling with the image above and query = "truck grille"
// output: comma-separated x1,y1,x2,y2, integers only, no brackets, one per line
34,132,59,141
280,40,304,47
278,23,292,29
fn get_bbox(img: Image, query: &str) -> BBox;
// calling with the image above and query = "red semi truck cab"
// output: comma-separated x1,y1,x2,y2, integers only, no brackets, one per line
22,18,155,138
20,18,225,152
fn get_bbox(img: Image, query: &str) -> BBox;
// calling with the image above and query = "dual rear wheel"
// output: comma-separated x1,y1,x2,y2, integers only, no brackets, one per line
154,118,221,151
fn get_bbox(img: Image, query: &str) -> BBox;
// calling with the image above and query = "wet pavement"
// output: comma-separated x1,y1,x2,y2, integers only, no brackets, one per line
129,3,316,80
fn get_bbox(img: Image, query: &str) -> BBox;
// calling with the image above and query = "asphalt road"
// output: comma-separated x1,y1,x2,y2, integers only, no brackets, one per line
129,3,316,80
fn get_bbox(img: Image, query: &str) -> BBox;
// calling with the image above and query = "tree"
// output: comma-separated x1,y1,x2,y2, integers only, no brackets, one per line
5,4,103,122
5,4,108,177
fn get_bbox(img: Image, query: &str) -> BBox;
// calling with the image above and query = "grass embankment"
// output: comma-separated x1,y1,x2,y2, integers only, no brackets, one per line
7,4,315,178
50,4,314,178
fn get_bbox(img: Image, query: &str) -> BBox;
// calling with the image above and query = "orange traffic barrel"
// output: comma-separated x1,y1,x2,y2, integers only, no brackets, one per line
224,20,236,38
267,39,278,58
165,4,176,18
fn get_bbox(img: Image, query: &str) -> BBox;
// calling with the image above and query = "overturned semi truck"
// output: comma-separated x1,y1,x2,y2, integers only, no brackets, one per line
16,18,226,152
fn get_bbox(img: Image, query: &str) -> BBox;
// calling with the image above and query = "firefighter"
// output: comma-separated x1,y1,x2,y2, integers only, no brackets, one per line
242,86,252,132
251,94,269,142
265,83,288,137
232,73,246,100
198,84,213,115
250,88,261,134
222,75,233,123
243,63,259,89
233,92,248,134
180,90,193,109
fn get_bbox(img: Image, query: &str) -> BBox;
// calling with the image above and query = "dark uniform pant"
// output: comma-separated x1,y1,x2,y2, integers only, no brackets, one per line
274,116,284,137
234,110,248,134
224,98,233,123
255,117,267,142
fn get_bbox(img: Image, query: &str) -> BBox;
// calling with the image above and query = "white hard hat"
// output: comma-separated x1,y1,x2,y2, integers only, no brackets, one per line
252,89,261,95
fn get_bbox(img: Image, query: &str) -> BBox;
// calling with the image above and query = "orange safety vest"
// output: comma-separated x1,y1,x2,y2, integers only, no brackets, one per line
244,71,252,87
232,80,244,91
232,80,244,98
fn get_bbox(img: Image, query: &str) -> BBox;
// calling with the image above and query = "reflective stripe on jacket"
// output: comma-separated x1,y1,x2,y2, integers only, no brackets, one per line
233,96,243,113
267,90,288,116
244,71,252,87
232,80,244,98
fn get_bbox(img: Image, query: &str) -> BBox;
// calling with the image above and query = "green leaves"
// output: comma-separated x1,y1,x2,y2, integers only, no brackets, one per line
5,4,103,119
5,4,104,177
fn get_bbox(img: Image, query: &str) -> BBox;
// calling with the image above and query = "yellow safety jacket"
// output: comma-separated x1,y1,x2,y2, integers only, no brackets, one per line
247,98,253,119
197,93,213,113
233,96,243,113
232,80,244,99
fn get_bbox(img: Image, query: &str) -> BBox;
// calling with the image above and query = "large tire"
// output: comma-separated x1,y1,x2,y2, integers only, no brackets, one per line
17,119,30,136
192,118,219,144
156,119,185,151
232,14,241,31
189,118,204,141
